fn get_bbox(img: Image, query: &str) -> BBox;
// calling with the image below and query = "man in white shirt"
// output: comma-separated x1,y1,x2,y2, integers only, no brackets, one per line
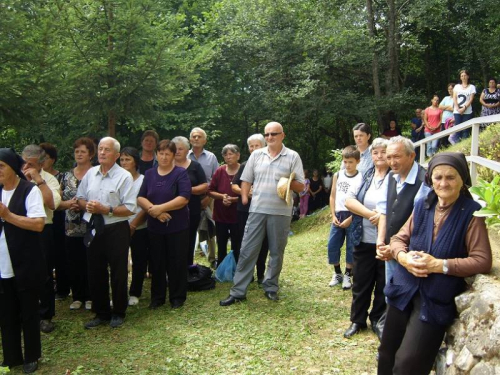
22,145,61,334
77,137,136,329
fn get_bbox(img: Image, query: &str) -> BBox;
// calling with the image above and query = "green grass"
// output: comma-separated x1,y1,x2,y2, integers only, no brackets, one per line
1,209,379,374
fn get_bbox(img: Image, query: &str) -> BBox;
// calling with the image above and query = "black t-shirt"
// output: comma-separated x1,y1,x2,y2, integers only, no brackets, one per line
186,160,207,217
139,159,154,175
232,161,249,213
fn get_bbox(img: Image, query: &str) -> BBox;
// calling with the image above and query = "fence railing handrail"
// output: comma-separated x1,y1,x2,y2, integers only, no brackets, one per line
412,114,500,185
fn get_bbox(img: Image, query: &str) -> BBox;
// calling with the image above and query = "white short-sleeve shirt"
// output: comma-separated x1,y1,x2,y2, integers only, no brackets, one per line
0,185,46,278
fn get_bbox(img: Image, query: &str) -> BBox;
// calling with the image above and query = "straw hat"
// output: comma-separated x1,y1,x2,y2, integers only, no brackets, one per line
276,172,296,206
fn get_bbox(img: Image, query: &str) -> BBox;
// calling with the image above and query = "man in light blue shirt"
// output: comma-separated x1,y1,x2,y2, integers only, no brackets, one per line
376,136,431,283
77,137,136,329
188,127,219,267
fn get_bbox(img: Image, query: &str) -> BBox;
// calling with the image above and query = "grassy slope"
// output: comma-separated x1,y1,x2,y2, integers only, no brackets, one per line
1,209,378,375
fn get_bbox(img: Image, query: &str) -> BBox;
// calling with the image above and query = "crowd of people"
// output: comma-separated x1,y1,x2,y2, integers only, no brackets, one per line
0,113,494,374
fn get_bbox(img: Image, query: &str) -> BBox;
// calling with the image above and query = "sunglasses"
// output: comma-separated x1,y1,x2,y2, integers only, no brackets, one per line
264,132,282,138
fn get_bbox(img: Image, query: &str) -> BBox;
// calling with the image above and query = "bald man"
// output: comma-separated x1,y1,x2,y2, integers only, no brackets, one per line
220,122,305,305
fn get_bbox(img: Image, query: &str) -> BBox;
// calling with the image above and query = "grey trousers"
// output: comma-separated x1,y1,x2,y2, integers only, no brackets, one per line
230,213,291,298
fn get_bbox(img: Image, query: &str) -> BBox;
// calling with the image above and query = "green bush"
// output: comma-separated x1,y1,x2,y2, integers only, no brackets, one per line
470,175,500,233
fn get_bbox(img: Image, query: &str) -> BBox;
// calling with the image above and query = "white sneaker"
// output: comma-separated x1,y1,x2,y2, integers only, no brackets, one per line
329,273,343,287
342,274,352,290
128,296,139,306
70,301,82,310
85,301,92,310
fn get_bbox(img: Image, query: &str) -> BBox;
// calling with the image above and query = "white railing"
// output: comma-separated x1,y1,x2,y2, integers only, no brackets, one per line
414,114,500,185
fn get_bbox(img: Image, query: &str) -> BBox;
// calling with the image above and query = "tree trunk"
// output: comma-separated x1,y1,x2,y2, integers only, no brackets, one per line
386,0,397,95
367,0,384,132
106,1,115,136
108,109,116,137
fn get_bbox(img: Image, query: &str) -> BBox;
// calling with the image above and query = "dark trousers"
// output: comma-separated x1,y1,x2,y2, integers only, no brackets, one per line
188,213,201,266
66,236,90,302
86,221,130,320
215,221,239,265
0,278,41,366
129,228,150,298
53,211,70,296
378,294,447,375
350,242,386,325
236,211,268,279
149,229,189,305
39,224,55,320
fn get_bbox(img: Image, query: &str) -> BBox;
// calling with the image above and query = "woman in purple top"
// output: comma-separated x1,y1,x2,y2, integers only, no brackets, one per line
138,140,191,310
208,144,240,265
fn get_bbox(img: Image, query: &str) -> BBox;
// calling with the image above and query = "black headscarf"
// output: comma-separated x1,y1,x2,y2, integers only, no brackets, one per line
424,152,472,207
0,148,26,180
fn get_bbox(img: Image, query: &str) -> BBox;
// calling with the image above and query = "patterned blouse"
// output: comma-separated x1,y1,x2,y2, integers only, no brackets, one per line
60,169,87,237
481,88,500,117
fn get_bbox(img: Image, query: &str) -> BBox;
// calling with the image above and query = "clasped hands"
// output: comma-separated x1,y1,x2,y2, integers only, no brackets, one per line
397,251,441,277
148,205,172,223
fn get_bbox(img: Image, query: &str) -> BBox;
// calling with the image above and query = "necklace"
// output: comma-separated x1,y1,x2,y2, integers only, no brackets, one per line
372,172,387,190
433,203,453,227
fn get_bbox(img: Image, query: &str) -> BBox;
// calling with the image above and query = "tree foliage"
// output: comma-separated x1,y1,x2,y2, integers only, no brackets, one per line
1,0,499,169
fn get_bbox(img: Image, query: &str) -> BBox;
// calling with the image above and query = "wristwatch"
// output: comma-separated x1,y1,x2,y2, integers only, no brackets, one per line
108,206,114,217
442,259,449,275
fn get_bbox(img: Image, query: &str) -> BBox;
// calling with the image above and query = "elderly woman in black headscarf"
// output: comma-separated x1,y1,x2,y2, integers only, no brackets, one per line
0,149,46,373
378,152,492,375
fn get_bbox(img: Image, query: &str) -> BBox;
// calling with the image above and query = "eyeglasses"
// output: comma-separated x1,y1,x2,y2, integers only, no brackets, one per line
264,132,282,138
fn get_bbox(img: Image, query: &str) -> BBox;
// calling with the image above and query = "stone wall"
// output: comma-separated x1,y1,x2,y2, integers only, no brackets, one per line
435,274,500,374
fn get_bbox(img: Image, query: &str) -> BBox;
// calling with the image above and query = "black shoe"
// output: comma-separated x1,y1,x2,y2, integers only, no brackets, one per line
264,291,279,301
84,317,110,329
149,301,165,310
257,277,264,285
210,260,217,269
171,301,184,309
343,323,367,338
219,295,246,306
23,361,38,374
40,319,55,333
371,321,383,341
110,316,124,328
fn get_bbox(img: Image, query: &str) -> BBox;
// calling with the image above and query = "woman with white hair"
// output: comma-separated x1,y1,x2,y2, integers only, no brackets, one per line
208,144,240,266
173,136,208,266
343,138,390,339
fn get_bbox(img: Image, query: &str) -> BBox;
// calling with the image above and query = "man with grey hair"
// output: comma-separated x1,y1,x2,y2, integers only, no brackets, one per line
188,127,219,267
374,135,430,337
21,145,61,334
220,122,305,305
231,133,268,283
76,136,136,329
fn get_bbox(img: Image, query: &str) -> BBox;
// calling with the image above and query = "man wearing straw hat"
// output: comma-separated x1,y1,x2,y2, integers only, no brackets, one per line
220,122,305,305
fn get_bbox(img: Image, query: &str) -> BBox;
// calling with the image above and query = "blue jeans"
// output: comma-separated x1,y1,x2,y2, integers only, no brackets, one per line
453,113,473,142
424,132,439,157
327,221,355,265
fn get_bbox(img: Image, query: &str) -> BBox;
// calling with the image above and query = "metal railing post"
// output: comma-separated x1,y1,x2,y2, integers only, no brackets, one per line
470,123,480,186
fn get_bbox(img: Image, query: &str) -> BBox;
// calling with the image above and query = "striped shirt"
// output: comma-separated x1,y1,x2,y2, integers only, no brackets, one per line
241,145,304,217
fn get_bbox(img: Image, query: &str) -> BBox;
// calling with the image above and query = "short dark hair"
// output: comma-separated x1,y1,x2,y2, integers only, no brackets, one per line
120,147,141,171
39,142,58,162
488,77,498,85
73,137,96,158
352,123,372,142
141,130,159,144
157,139,176,154
342,145,360,161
